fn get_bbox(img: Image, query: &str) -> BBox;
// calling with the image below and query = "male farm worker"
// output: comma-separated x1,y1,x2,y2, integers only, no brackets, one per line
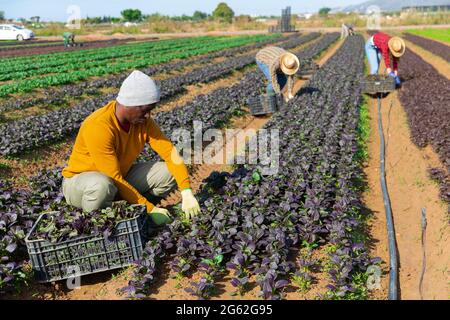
341,23,355,39
255,46,300,102
62,70,200,226
365,32,406,87
63,32,75,47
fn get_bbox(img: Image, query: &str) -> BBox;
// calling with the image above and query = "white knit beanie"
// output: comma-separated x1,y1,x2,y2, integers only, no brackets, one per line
116,70,160,107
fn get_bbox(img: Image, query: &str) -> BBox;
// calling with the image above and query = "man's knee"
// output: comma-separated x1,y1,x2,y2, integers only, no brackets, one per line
63,172,118,212
95,175,118,197
82,175,118,211
150,163,176,197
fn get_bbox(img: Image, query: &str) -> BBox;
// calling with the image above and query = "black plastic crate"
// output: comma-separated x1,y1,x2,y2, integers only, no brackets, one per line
362,75,396,94
247,93,283,116
25,212,145,283
296,60,319,77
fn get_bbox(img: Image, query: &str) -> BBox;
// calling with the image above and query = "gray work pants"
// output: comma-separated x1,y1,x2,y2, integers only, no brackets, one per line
62,161,176,212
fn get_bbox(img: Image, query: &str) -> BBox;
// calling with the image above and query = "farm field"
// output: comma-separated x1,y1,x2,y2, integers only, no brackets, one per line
0,37,161,58
405,28,450,44
0,28,449,302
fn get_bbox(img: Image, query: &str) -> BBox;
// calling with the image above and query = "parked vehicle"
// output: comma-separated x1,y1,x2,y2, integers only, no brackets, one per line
0,24,35,41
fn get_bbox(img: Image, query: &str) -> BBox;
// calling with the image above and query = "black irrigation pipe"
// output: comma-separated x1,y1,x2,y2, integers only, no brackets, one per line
377,93,399,300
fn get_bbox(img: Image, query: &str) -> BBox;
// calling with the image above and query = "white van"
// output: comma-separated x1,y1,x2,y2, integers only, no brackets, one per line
0,24,35,41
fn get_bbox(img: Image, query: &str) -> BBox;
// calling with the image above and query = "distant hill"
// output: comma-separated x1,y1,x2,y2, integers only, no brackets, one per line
333,0,450,13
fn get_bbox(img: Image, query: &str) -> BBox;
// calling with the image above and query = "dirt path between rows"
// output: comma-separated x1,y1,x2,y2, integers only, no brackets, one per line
363,89,449,300
5,37,344,301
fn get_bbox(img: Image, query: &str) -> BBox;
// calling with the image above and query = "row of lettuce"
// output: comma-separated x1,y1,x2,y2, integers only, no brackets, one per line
0,35,280,97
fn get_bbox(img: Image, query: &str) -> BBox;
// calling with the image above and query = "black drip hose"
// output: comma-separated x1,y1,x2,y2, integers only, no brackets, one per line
377,93,399,300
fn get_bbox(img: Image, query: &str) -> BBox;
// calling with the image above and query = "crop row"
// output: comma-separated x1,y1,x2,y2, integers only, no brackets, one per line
0,36,281,97
0,37,145,51
0,34,293,114
0,34,319,156
0,42,62,52
0,39,61,48
403,33,450,62
398,48,450,204
124,35,375,300
0,40,212,81
0,33,333,295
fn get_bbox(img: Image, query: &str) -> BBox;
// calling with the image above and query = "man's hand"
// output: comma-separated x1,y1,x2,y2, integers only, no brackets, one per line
387,72,401,86
388,71,396,79
288,93,294,100
149,207,173,226
284,92,294,103
393,70,400,86
181,188,201,221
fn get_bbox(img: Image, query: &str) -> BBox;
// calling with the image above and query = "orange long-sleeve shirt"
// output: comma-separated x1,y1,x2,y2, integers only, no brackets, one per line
62,100,190,212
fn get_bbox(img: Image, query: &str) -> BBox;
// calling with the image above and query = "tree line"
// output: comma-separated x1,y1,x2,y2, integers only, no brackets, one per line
87,2,235,24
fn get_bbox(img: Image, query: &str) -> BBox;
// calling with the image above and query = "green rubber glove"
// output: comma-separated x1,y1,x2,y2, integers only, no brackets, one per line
149,207,173,226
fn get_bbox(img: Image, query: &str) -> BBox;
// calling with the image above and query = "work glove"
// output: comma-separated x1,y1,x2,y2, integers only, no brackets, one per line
181,188,201,221
388,72,401,86
149,207,173,226
284,92,294,103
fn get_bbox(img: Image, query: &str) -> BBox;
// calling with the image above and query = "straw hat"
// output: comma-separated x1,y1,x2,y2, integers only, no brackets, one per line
280,52,300,75
388,37,406,58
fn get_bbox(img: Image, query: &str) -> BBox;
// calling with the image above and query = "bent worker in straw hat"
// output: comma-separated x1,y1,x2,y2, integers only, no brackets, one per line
62,70,201,226
341,23,355,39
365,32,406,87
256,46,300,102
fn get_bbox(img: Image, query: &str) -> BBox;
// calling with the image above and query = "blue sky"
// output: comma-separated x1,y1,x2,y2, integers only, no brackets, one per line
0,0,366,21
